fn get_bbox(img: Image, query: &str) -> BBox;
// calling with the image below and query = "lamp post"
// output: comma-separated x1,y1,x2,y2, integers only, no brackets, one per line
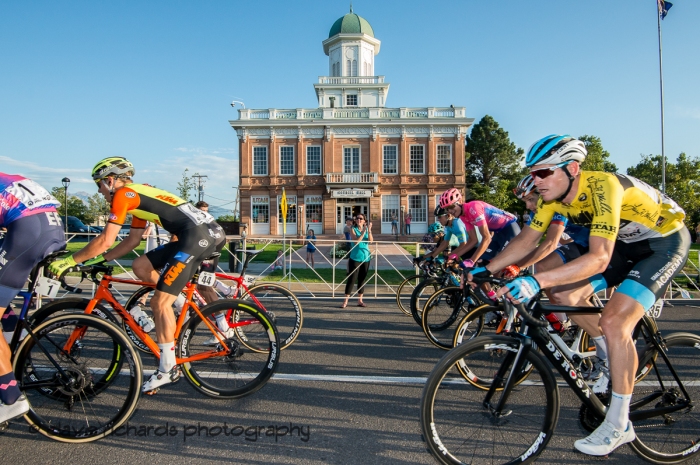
61,177,70,233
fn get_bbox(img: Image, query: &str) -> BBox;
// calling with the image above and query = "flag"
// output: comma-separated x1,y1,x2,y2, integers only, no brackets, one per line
280,188,288,234
658,0,673,20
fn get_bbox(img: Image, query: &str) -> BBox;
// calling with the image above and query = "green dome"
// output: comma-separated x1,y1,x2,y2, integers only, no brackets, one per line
328,9,374,38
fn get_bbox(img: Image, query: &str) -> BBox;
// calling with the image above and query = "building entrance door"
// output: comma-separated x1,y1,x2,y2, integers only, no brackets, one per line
336,202,368,234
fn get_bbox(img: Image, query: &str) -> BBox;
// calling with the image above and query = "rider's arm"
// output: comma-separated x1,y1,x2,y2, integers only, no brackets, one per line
518,235,614,291
71,223,123,263
427,237,450,258
467,223,491,263
103,225,146,261
516,222,565,268
481,225,543,274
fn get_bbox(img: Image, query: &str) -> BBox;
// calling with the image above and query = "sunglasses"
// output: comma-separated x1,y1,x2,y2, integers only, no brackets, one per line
530,161,572,180
356,217,365,220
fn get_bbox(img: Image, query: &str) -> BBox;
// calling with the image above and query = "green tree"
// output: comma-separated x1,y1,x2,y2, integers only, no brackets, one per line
86,193,110,226
464,115,526,212
176,168,195,203
579,135,617,173
626,153,700,231
51,187,92,223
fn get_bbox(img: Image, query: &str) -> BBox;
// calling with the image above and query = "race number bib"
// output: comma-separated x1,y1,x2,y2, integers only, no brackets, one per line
242,275,256,286
197,271,216,287
6,180,59,210
178,203,215,225
35,276,61,298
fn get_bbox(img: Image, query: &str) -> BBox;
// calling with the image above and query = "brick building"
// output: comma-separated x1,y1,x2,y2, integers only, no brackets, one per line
230,8,474,236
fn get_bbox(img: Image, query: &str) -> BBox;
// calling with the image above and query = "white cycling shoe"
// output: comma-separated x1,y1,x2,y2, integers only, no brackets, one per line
142,366,181,395
0,394,30,423
203,328,236,346
574,419,635,456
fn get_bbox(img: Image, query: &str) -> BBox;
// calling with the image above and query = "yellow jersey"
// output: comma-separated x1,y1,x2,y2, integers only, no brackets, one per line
529,171,685,243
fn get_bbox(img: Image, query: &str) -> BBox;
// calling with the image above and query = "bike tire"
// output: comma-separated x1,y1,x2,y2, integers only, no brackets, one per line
421,335,559,464
628,332,700,463
28,298,119,328
396,275,423,316
178,299,280,399
452,303,503,347
421,286,468,350
14,313,142,443
409,278,441,326
240,283,303,350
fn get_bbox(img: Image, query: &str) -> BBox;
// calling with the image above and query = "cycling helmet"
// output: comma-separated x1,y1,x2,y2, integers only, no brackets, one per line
525,134,587,168
439,188,462,208
91,157,135,181
434,205,449,217
428,222,445,235
513,174,537,200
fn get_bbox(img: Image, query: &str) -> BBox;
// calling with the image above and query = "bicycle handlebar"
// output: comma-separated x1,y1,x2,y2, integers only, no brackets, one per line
468,274,548,328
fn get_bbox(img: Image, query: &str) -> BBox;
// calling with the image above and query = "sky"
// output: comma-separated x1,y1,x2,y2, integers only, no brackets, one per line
1,1,698,213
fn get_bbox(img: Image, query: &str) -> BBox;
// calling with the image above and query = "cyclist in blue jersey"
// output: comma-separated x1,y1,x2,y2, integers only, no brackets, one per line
0,173,66,423
423,206,475,262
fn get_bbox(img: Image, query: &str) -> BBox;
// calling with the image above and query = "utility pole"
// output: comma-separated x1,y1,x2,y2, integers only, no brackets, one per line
192,174,208,202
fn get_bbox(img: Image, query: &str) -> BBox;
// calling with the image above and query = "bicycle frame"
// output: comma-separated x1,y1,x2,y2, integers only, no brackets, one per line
485,300,692,425
64,273,233,364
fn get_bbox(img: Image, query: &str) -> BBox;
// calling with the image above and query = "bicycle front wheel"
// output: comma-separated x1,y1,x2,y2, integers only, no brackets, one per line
421,286,467,350
240,283,303,349
421,335,559,464
179,299,280,399
409,278,441,326
396,275,423,316
14,313,142,443
629,332,700,463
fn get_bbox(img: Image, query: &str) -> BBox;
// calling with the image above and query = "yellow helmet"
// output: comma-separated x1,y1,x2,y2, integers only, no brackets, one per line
91,157,135,181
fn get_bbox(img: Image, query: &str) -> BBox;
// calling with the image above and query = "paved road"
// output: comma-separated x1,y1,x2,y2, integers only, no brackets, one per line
1,298,699,464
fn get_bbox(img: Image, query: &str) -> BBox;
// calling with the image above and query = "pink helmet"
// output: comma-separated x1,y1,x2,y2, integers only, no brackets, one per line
439,188,462,208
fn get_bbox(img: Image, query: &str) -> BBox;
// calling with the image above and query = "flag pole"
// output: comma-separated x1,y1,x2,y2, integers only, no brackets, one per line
657,1,667,193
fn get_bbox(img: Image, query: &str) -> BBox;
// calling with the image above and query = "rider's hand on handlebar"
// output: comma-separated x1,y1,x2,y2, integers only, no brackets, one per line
467,266,492,282
501,275,541,304
48,255,77,278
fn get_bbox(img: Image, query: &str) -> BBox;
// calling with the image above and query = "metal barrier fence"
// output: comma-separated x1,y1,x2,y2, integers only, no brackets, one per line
57,232,700,301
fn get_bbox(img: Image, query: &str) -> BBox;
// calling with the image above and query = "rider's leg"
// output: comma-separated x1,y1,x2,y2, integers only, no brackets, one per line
133,254,160,283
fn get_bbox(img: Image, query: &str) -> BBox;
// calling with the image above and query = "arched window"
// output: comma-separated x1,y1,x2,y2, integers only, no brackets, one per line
352,60,357,77
346,59,351,76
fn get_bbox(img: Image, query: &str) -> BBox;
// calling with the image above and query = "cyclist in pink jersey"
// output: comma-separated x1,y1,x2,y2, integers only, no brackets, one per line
439,189,520,266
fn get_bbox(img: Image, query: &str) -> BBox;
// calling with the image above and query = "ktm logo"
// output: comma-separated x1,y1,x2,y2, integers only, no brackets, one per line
156,195,179,205
163,262,186,286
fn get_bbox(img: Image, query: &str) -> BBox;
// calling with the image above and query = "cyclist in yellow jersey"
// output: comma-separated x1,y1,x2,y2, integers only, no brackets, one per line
49,157,225,395
468,135,690,457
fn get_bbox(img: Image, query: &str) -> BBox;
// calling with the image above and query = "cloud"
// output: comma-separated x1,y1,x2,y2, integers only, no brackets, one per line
673,106,700,120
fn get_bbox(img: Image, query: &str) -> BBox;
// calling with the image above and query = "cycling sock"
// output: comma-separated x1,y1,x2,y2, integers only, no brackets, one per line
157,342,176,372
173,294,186,312
1,309,18,333
215,313,229,332
0,372,21,405
606,391,632,430
592,336,608,360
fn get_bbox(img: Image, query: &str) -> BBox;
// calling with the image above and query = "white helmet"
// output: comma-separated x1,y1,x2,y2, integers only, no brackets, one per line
525,135,587,167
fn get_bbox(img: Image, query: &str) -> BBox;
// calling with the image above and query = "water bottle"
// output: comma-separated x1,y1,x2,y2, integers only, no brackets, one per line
129,305,155,332
486,290,498,302
545,313,565,333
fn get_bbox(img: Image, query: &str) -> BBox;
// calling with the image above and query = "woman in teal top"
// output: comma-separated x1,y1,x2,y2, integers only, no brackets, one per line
341,214,373,308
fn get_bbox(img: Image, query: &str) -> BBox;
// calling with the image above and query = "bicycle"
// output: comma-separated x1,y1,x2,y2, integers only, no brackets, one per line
396,258,443,316
31,257,280,399
409,259,464,326
2,252,142,442
420,274,699,464
123,248,303,350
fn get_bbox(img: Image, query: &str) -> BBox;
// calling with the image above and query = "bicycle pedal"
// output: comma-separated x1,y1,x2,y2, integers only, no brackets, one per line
143,388,160,396
0,421,8,433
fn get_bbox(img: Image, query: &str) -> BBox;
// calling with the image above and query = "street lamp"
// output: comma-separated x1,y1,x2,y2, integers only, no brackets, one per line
61,177,70,232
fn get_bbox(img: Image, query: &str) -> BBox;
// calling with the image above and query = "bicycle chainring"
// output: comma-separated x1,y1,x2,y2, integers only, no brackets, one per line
578,393,610,432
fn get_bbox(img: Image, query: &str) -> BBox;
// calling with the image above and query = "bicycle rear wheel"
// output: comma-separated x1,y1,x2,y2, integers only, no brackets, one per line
628,332,700,463
240,283,302,349
452,304,504,347
421,335,559,464
396,275,422,316
13,313,142,443
421,286,467,350
179,299,280,399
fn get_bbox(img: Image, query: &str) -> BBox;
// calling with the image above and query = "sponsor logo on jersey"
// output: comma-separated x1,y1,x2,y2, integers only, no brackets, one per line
578,194,587,201
173,251,190,262
198,239,209,247
125,192,136,198
109,213,118,221
156,194,179,205
590,223,617,233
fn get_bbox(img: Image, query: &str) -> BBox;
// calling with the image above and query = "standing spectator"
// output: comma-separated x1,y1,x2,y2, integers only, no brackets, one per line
305,228,316,268
341,214,373,308
405,212,412,235
391,213,398,236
